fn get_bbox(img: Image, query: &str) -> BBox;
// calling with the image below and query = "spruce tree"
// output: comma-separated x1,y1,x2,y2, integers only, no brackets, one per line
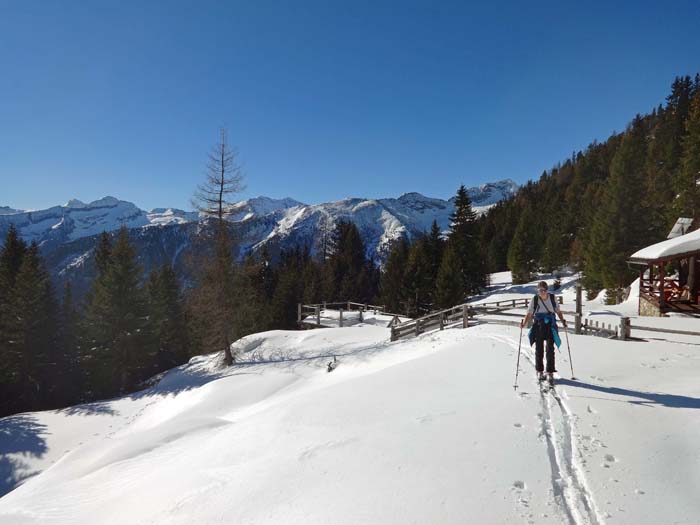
148,265,190,372
508,206,537,284
84,227,151,395
379,237,410,314
435,244,464,308
585,117,648,299
675,93,700,218
447,185,485,294
3,242,56,412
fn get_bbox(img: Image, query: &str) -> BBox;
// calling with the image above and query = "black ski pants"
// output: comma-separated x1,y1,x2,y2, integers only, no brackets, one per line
533,320,556,373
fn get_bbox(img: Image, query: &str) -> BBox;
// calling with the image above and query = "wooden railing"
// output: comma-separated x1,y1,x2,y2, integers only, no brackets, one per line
390,298,537,341
298,301,388,328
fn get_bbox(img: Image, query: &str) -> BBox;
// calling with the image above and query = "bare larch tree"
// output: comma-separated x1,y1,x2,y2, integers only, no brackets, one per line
190,128,245,366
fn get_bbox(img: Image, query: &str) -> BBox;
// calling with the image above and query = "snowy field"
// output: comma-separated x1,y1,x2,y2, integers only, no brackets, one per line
1,274,700,524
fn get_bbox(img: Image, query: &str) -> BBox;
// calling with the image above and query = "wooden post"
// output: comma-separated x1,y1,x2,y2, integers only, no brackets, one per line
315,306,320,326
620,317,631,340
391,326,397,342
323,301,327,311
440,312,445,330
659,263,666,308
415,319,421,336
511,299,515,308
575,285,582,335
347,300,351,311
575,313,582,335
575,285,582,314
358,308,363,323
297,303,302,324
462,305,468,328
339,308,343,327
689,256,697,298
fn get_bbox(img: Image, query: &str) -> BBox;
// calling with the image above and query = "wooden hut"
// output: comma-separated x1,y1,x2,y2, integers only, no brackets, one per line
628,219,700,316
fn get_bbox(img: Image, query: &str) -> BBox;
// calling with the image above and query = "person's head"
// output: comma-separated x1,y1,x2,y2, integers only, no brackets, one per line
537,281,549,295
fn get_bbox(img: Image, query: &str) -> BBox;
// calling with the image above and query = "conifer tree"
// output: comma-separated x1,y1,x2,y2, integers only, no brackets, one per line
4,242,56,412
59,281,83,405
585,117,648,300
447,185,486,294
675,93,700,218
379,237,410,314
84,227,151,395
148,265,190,372
403,236,434,316
508,206,537,284
435,243,464,308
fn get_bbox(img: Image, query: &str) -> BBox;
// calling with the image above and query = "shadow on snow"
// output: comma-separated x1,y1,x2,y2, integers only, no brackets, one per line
0,414,49,498
558,378,700,410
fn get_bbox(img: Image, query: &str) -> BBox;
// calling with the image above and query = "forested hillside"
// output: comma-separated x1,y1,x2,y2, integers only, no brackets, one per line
479,74,700,300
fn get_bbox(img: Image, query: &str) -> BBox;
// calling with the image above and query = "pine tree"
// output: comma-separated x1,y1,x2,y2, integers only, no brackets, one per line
0,225,29,414
435,243,464,308
585,117,648,299
447,185,486,294
3,242,56,413
508,206,537,284
379,236,410,314
403,236,433,316
58,281,83,405
675,93,700,218
84,227,151,395
148,265,190,372
94,231,112,277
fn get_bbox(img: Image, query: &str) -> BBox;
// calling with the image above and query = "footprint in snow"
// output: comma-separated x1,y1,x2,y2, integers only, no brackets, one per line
514,423,523,428
513,480,526,490
587,405,597,414
604,454,617,463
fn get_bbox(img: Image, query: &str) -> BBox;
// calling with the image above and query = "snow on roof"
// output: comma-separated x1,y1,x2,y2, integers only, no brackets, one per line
630,227,700,262
667,217,695,239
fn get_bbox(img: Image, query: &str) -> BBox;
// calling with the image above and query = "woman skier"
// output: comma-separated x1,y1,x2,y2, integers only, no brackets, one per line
520,281,567,385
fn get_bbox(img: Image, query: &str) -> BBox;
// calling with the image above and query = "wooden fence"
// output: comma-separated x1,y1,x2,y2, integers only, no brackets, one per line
298,301,387,328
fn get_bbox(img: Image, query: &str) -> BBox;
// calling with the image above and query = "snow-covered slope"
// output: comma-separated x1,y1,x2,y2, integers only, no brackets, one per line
1,277,700,523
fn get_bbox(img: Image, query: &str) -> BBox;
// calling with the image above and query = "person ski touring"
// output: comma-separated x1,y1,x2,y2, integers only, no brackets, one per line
520,281,567,385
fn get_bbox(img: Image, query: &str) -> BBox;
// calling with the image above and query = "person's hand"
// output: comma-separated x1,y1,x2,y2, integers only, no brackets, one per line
520,319,525,329
562,319,567,327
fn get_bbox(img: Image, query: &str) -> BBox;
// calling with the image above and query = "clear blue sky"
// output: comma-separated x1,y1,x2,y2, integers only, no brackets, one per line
2,0,700,211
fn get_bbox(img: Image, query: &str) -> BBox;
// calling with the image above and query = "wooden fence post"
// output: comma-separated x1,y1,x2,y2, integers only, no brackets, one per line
298,303,302,324
347,300,351,311
391,326,397,342
339,308,343,327
575,285,582,335
575,313,582,336
359,308,363,323
316,306,320,326
415,319,421,336
440,312,445,330
462,305,468,328
620,317,631,340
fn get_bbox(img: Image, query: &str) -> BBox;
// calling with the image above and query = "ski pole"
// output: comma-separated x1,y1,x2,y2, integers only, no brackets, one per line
513,323,524,390
564,328,576,380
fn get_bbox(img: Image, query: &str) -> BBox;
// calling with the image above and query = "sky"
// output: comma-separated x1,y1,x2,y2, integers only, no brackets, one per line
1,0,700,212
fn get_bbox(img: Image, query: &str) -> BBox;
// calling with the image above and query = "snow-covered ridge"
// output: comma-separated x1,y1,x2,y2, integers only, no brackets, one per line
1,179,518,267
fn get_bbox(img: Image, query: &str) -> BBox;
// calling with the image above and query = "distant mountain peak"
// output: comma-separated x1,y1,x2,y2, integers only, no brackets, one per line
88,196,122,207
65,199,88,208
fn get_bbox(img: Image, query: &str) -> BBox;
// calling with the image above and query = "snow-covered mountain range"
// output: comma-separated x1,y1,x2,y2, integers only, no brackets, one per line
0,179,518,293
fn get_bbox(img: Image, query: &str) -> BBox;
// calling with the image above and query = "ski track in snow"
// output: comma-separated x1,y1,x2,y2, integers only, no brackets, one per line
484,333,604,525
